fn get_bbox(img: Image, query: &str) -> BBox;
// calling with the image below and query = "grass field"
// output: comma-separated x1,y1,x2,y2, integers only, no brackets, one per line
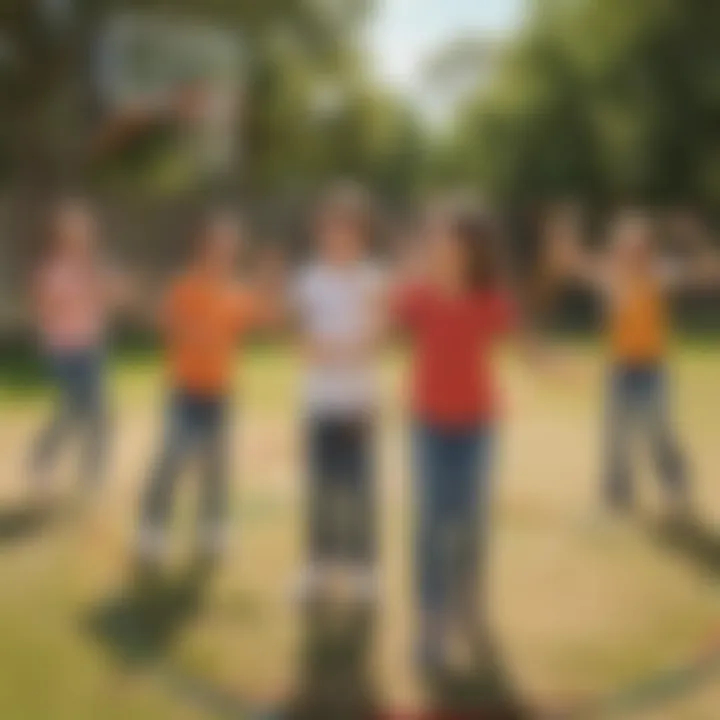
0,344,719,719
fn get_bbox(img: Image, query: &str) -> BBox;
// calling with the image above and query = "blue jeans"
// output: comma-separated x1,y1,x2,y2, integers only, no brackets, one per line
306,416,376,565
140,391,230,538
413,422,494,628
31,348,108,489
604,364,687,507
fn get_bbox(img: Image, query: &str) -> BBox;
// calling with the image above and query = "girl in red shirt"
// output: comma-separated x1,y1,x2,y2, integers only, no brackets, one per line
394,202,526,677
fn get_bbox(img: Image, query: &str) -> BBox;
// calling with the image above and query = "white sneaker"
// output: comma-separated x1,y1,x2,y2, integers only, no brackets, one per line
135,526,170,566
27,464,56,507
290,563,331,606
347,564,379,605
442,625,475,674
196,525,230,560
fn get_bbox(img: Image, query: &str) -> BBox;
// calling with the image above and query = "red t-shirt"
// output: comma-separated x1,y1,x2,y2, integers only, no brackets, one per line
394,284,516,426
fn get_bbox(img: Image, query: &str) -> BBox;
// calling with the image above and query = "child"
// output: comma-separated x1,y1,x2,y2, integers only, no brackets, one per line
30,199,125,497
392,201,535,675
292,184,384,603
136,211,270,567
545,209,718,517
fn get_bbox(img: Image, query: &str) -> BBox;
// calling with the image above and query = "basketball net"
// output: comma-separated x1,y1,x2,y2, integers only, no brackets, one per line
173,81,241,177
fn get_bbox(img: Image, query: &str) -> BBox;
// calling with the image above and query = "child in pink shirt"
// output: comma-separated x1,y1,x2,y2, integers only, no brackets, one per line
30,200,125,497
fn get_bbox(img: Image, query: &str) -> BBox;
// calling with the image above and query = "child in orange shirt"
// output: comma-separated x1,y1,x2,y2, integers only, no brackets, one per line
136,211,269,567
546,209,718,516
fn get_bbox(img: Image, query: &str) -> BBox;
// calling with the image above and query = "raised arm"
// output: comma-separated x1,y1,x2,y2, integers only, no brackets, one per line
541,207,608,290
383,230,430,332
661,211,720,289
249,245,291,329
101,262,138,314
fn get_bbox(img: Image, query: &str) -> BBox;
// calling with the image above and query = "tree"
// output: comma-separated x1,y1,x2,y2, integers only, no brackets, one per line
441,0,720,211
0,0,378,194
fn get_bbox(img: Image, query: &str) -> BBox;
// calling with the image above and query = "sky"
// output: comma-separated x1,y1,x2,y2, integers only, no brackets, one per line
370,0,525,91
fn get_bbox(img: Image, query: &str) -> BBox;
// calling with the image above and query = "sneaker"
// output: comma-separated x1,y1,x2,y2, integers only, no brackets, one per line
196,525,230,561
416,632,444,680
135,526,170,568
346,563,379,606
415,614,445,679
27,463,56,508
442,624,476,675
606,493,635,515
664,491,695,528
290,563,332,606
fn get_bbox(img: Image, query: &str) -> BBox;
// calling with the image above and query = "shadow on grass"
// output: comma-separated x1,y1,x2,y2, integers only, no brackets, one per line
565,643,720,720
0,345,46,400
284,601,380,720
646,515,720,577
0,501,66,544
423,637,532,720
85,561,213,669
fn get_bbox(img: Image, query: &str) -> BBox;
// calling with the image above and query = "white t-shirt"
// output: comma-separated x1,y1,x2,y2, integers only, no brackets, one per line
293,261,384,417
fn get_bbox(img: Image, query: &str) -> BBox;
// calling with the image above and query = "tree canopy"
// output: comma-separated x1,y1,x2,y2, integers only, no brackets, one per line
0,0,718,209
441,0,720,211
0,0,426,199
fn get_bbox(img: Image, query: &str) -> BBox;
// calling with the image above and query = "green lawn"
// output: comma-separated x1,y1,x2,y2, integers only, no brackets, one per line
0,344,719,719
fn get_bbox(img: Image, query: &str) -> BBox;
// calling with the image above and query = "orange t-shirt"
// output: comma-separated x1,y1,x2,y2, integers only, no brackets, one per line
164,273,261,395
608,277,668,364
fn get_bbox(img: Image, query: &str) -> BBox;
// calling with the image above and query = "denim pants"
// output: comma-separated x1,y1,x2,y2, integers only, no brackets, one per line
141,391,230,538
31,348,108,489
413,422,494,628
306,415,376,565
604,364,687,507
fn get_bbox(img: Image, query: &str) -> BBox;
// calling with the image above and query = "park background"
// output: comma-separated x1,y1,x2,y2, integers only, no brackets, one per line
1,1,720,718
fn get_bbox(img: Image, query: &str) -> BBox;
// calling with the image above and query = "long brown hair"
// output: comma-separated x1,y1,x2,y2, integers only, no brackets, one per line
438,200,507,291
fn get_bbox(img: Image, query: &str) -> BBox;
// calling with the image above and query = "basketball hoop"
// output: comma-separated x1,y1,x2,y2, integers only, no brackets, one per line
95,12,243,181
170,80,240,176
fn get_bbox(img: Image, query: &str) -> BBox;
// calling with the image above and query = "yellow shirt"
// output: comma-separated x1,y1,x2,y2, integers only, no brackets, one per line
607,276,668,364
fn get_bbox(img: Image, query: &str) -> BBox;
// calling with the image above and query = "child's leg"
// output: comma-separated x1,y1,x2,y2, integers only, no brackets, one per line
603,368,636,509
30,354,83,486
307,418,342,565
451,428,494,639
338,418,376,567
642,369,688,503
138,394,196,558
197,400,230,556
413,424,452,664
76,351,110,491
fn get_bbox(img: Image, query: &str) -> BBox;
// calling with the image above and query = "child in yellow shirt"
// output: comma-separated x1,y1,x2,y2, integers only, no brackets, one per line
546,209,718,516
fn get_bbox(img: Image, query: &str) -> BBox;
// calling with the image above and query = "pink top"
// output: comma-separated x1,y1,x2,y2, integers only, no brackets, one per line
34,260,112,352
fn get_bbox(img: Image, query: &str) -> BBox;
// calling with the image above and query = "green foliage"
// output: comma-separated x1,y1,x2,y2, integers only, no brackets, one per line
4,0,714,206
443,0,720,208
0,0,426,198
